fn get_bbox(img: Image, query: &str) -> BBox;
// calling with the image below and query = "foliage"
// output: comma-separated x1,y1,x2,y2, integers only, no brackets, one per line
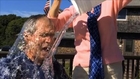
58,61,72,78
0,14,28,46
4,18,27,45
64,62,71,77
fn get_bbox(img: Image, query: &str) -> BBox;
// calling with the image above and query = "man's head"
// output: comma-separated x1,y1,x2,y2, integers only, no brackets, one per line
22,15,55,64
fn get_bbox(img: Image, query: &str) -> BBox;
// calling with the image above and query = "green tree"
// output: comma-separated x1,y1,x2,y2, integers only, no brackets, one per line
0,24,5,45
0,14,21,46
4,18,27,46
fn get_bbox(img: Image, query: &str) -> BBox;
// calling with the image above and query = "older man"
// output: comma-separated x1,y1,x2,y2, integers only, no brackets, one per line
0,15,69,79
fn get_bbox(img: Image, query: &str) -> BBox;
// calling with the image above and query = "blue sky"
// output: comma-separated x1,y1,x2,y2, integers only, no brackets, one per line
0,0,72,17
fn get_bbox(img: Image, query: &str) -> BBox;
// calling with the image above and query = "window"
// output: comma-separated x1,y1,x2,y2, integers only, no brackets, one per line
125,40,133,52
117,9,127,21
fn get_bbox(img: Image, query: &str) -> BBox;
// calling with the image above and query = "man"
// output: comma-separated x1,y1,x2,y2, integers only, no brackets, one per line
0,14,69,79
45,0,132,79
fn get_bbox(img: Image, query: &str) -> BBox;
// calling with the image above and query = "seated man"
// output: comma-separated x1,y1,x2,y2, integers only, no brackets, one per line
0,14,70,79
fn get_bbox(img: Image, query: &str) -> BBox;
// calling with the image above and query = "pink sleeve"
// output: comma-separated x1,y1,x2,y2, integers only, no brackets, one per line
113,0,132,15
55,5,75,31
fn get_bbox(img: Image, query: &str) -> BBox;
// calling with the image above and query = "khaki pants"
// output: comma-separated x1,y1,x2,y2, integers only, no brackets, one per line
72,62,122,79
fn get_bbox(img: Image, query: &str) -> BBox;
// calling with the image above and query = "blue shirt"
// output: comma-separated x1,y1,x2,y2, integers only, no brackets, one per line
0,52,70,79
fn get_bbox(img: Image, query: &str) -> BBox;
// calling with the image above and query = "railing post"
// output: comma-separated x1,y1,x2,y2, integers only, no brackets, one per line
135,59,140,78
69,58,73,77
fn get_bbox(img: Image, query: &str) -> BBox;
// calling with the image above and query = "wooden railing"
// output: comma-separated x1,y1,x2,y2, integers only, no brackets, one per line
55,54,140,79
123,56,140,79
55,54,74,76
0,52,139,79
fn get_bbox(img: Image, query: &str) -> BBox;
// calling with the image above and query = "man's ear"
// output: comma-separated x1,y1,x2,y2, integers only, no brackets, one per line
23,32,32,42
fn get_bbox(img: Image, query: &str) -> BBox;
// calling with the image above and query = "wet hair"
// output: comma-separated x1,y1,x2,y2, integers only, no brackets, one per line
10,14,54,52
24,14,54,35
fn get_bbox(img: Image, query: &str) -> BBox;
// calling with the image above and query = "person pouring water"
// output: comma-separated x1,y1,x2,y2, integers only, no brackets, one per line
44,0,132,79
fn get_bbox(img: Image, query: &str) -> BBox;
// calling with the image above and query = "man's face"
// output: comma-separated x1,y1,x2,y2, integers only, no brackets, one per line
26,18,55,62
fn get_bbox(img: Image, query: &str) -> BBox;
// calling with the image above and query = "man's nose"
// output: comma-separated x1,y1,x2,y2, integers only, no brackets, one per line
45,36,52,43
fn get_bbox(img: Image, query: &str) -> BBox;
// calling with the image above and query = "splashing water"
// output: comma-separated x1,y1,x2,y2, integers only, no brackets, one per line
0,51,51,79
0,21,54,79
0,35,54,79
0,12,78,79
47,12,79,58
0,50,69,79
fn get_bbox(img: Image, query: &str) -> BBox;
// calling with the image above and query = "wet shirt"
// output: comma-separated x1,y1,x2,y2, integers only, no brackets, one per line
0,52,70,79
0,52,45,79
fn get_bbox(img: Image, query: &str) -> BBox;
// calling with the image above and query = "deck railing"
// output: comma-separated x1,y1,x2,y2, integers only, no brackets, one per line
54,54,140,79
0,52,139,79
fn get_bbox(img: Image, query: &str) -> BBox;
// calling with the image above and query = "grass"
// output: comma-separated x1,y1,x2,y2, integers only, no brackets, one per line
64,63,71,76
58,60,72,78
64,63,72,79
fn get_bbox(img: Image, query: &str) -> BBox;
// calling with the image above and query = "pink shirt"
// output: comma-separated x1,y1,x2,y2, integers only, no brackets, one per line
49,0,132,67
